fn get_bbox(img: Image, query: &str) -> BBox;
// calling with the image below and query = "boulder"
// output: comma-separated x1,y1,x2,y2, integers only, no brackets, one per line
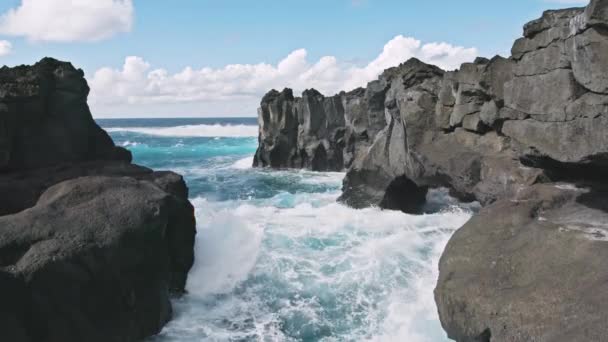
435,183,608,342
0,175,195,342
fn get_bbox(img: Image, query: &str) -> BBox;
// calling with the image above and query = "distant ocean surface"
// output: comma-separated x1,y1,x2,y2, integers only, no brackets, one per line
98,117,474,342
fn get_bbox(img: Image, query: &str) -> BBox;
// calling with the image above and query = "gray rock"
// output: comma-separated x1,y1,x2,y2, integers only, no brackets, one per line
512,8,582,59
252,0,608,340
435,183,608,342
585,0,608,27
504,69,579,121
462,113,483,132
253,0,608,209
568,26,608,94
502,115,608,164
479,100,499,126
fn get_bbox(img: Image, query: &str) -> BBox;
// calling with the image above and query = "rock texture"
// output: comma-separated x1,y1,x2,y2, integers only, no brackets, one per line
435,183,608,342
254,1,608,212
0,58,131,171
0,58,196,342
254,0,608,340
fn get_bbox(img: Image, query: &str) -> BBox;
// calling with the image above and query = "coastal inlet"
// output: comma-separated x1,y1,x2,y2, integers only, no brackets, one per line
100,117,477,342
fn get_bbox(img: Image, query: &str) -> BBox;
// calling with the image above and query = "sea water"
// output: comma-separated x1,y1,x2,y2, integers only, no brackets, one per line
99,118,474,342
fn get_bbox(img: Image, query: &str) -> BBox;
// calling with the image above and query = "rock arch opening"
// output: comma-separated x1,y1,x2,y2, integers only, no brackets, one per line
379,175,428,214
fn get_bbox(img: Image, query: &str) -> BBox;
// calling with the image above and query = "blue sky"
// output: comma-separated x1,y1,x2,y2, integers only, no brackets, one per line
0,0,589,117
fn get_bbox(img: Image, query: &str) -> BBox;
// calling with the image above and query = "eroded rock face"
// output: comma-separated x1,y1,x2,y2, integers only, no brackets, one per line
254,0,608,213
435,183,608,342
0,59,196,342
253,80,390,172
253,88,347,171
253,0,608,339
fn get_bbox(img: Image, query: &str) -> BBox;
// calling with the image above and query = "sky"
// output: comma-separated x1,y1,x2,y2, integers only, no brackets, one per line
0,0,590,118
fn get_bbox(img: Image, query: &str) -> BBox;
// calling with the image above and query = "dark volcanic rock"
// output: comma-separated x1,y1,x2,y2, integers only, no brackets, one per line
253,0,608,339
254,1,608,210
0,176,195,342
253,88,347,171
0,58,131,171
0,58,196,342
435,183,608,342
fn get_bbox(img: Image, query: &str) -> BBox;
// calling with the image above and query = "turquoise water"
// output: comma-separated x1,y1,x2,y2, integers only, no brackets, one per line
100,118,473,342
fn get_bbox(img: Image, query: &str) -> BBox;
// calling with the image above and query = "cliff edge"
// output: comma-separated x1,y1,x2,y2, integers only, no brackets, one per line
253,0,608,340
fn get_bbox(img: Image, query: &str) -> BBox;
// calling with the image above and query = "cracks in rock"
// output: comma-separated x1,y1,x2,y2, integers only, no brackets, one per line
502,108,606,123
512,65,572,78
521,154,608,183
512,35,566,60
402,119,416,176
383,117,394,159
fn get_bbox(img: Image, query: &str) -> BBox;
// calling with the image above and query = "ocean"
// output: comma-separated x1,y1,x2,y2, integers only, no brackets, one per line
98,117,475,342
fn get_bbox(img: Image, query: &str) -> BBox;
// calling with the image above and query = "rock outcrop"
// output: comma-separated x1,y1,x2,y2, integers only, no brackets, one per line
0,58,131,171
253,2,608,212
254,0,608,340
0,58,196,342
435,183,608,342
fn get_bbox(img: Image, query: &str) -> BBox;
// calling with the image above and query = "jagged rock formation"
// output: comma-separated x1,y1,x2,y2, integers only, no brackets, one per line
0,58,196,342
0,58,131,171
254,0,608,340
253,85,388,172
254,1,608,212
434,2,608,341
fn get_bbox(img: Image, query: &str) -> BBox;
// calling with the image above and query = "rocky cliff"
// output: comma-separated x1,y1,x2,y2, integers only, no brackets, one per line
254,0,608,340
0,58,196,342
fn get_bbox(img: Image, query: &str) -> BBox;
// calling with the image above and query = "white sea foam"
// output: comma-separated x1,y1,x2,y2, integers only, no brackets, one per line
157,187,471,341
106,124,258,137
231,156,254,169
120,140,140,147
186,197,264,296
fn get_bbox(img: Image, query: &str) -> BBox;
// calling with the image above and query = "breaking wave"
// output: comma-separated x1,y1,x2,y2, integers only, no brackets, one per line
106,124,258,138
103,118,471,342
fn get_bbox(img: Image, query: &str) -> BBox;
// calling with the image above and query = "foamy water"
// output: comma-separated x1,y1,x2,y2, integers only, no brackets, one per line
155,185,469,342
101,118,470,342
106,124,259,137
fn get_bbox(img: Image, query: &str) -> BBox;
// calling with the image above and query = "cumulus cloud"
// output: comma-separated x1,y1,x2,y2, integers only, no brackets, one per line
89,35,478,116
0,40,12,56
0,0,134,42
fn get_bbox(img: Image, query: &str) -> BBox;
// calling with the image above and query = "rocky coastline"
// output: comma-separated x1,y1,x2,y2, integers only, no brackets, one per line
253,0,608,340
0,58,196,341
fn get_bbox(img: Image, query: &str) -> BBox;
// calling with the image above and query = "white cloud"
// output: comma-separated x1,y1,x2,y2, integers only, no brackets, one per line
88,35,478,117
0,0,133,42
0,40,12,56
